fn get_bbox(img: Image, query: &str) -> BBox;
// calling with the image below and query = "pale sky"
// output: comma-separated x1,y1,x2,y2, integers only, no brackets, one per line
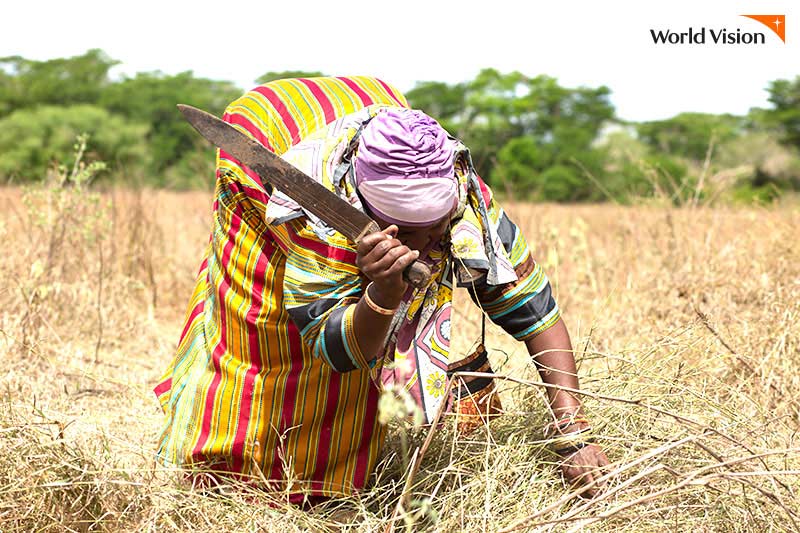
2,0,797,122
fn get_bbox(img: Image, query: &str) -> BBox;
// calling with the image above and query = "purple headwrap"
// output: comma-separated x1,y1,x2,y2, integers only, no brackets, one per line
354,108,457,226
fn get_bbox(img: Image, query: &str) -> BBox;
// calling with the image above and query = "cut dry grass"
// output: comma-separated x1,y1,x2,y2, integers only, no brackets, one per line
0,185,798,532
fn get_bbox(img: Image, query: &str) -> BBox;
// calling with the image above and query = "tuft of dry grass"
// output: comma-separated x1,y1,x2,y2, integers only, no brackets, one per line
0,182,798,532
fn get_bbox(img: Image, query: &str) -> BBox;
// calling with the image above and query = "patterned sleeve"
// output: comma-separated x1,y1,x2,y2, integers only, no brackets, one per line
466,193,561,342
269,219,373,373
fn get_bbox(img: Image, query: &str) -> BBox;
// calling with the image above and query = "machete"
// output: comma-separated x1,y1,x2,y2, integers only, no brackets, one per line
178,104,431,288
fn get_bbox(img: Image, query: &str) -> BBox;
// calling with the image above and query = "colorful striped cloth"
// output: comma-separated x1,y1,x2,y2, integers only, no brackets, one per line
154,76,560,499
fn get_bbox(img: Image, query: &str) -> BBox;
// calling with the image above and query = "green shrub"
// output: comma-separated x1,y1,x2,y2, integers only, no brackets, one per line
0,105,148,182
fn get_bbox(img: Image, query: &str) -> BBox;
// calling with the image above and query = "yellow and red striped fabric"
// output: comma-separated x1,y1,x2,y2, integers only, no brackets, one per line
154,77,408,499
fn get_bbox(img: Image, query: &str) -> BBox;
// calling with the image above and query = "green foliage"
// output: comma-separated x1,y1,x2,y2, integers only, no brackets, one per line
0,49,117,117
640,153,692,204
22,134,108,235
99,71,241,184
0,49,797,201
595,129,652,201
535,165,587,202
636,113,743,161
764,76,800,150
491,136,545,192
0,105,148,182
491,136,605,202
728,183,784,204
255,70,325,85
160,149,217,190
592,127,706,204
0,52,238,187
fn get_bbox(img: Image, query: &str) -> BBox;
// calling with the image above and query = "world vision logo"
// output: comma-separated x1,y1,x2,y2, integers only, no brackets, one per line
650,14,786,45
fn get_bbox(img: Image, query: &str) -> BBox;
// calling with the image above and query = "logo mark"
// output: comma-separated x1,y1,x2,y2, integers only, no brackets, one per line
741,15,786,42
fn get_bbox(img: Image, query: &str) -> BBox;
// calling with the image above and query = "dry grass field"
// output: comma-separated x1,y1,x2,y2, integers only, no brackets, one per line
0,184,798,532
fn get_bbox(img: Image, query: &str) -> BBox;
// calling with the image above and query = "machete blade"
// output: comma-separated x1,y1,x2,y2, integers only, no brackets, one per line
178,104,431,287
178,104,378,242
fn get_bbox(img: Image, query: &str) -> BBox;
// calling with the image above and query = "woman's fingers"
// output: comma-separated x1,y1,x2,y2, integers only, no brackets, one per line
577,471,598,499
361,241,411,276
357,225,419,282
358,225,398,253
358,226,398,265
563,463,598,498
385,248,420,276
368,240,409,268
561,446,610,499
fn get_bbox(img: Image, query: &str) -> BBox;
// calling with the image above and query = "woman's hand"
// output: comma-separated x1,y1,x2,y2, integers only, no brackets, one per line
356,225,419,308
558,443,610,498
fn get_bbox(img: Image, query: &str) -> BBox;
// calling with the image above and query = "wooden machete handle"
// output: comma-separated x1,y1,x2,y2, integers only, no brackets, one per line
404,261,432,288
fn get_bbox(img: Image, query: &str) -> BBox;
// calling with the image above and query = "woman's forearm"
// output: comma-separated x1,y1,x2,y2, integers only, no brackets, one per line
350,282,405,364
524,318,583,417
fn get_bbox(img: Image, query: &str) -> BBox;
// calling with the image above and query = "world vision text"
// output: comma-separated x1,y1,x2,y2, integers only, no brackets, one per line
650,27,766,45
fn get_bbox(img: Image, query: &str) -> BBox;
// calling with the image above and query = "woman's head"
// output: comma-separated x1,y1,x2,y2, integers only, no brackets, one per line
354,108,457,233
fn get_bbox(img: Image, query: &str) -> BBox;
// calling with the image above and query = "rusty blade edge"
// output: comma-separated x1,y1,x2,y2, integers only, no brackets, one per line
177,104,377,242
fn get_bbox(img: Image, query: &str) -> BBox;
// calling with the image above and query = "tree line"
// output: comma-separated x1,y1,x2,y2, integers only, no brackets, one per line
1,49,798,202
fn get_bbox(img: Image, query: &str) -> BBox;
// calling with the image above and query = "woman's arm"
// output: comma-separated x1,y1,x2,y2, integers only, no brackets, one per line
351,225,417,358
526,317,610,498
525,318,582,416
